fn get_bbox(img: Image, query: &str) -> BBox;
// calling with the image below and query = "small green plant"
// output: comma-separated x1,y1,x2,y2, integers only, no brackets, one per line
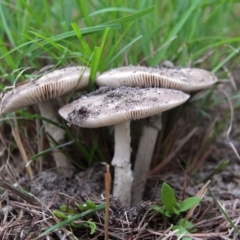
53,200,99,235
36,200,105,239
152,182,201,239
172,218,197,240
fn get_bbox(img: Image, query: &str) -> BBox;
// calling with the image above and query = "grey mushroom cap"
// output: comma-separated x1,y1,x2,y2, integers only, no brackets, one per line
58,86,190,128
96,65,218,91
0,66,90,114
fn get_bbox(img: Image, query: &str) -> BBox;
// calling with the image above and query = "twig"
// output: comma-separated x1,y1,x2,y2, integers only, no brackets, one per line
104,164,111,240
11,117,33,178
185,180,211,220
150,127,198,175
0,180,40,206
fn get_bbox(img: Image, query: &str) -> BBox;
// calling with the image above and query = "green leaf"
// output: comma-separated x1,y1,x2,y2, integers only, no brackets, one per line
151,205,165,215
172,225,190,234
161,182,177,215
173,207,180,215
59,205,67,212
71,220,96,234
87,220,97,235
178,218,194,229
77,203,88,211
53,210,68,220
179,197,201,212
86,200,96,209
59,205,76,214
70,222,84,228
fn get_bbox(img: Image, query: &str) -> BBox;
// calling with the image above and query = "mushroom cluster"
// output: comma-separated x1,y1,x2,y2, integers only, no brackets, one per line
95,64,218,206
0,63,217,208
59,63,217,207
59,86,190,206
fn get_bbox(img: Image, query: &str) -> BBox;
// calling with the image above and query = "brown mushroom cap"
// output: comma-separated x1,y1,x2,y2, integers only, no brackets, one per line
0,66,90,114
96,65,217,91
59,86,190,128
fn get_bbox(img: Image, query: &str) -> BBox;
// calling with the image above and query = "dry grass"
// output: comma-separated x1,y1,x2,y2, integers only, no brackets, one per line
0,171,239,239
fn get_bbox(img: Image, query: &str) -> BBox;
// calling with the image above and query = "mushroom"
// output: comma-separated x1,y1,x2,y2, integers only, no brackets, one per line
96,65,217,90
0,66,91,175
58,86,190,207
96,65,218,206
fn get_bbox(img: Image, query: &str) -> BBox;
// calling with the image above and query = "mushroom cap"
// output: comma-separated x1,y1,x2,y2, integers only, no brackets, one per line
96,65,217,91
0,66,90,114
59,86,190,128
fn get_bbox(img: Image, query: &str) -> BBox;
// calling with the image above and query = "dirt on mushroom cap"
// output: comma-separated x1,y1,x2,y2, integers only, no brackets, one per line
59,86,190,128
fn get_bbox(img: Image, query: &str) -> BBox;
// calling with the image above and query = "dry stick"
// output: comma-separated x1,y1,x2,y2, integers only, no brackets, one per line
194,147,213,171
185,180,211,221
11,118,33,179
104,164,111,240
191,117,219,169
150,127,198,175
193,50,214,65
134,208,154,240
2,69,34,179
0,180,39,205
181,173,187,202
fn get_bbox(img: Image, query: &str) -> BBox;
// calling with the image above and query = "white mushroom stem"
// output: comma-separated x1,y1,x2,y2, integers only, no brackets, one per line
132,114,162,206
38,100,73,174
112,121,133,207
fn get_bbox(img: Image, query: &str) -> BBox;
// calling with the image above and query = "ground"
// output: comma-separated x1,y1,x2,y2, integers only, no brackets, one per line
0,74,240,239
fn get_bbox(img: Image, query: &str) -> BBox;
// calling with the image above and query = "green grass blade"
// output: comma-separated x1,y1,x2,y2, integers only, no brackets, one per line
71,22,92,56
208,189,240,236
107,6,154,24
0,4,15,47
151,0,202,65
77,0,92,27
108,35,142,66
30,141,74,161
19,0,48,32
89,27,110,89
0,24,120,60
212,45,240,73
105,22,134,66
89,7,136,17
